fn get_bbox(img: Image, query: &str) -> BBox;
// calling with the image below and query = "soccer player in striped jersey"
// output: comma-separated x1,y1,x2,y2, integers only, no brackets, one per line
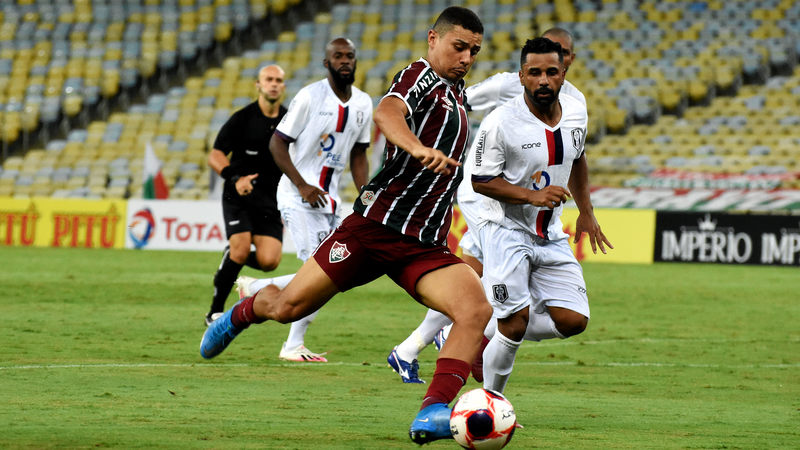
236,38,372,363
470,37,612,394
388,27,588,384
200,7,489,444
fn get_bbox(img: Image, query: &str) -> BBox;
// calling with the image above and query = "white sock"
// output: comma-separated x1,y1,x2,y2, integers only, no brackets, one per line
482,331,522,394
250,273,296,292
523,309,565,342
395,309,452,362
285,309,319,349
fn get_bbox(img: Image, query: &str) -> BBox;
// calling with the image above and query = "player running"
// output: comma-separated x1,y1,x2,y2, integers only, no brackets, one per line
200,7,489,444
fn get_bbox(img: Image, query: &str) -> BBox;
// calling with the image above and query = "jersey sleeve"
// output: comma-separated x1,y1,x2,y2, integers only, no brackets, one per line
465,72,521,112
275,87,312,141
382,61,433,117
570,98,589,160
212,110,241,155
469,113,506,180
356,100,373,144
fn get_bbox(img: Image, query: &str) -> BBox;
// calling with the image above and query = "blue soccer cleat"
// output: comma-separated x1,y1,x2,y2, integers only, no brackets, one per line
409,403,453,444
388,347,425,384
200,307,242,359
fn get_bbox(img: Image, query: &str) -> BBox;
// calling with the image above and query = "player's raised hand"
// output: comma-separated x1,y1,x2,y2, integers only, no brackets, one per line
299,183,329,208
528,185,570,208
410,146,460,175
574,212,614,255
236,174,259,196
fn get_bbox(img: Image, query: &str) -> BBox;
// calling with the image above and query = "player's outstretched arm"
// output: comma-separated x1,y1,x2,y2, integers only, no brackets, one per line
269,133,328,208
568,154,613,254
473,176,569,209
374,96,459,175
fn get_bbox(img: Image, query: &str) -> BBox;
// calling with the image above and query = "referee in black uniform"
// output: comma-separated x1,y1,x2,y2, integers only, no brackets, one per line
205,64,288,326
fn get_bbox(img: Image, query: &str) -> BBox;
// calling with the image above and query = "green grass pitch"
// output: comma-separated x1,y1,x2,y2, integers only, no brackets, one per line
0,246,797,449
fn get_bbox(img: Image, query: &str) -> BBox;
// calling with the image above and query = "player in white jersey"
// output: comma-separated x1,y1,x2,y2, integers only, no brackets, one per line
387,28,589,384
237,38,372,362
471,37,611,393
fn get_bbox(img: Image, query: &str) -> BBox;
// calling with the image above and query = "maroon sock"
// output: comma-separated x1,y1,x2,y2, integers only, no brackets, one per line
421,357,470,410
230,294,266,329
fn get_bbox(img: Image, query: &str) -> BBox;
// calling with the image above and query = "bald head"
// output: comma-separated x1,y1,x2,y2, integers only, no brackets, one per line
326,38,356,58
255,64,285,104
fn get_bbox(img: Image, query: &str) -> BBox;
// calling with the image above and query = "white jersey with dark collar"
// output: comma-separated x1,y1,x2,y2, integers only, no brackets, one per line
458,75,586,210
469,93,588,241
275,79,372,214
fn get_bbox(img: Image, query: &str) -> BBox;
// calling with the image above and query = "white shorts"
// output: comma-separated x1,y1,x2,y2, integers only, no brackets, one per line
281,207,339,261
477,222,589,319
458,200,483,261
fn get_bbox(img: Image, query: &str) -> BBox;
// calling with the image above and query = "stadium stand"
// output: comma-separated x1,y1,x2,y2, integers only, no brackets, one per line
0,0,798,200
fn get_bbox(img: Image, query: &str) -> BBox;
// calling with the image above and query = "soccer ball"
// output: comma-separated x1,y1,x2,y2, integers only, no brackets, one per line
450,388,517,449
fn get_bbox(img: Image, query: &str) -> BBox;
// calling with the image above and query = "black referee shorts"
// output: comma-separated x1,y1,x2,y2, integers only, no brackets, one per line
221,196,283,240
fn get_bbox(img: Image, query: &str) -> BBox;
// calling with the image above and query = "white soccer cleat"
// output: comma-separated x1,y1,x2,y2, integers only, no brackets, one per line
204,312,224,327
279,343,328,362
235,275,258,299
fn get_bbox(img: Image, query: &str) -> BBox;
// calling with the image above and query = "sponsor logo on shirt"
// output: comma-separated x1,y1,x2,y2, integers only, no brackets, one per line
319,133,335,155
521,142,541,149
410,70,439,95
356,111,364,125
474,130,486,166
319,111,334,116
531,171,551,191
329,241,351,263
360,190,376,206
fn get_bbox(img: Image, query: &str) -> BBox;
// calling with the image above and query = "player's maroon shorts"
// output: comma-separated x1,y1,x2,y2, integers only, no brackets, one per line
313,213,464,300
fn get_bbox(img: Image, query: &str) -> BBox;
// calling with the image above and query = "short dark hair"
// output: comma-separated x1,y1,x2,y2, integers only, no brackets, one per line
520,37,563,68
432,6,483,35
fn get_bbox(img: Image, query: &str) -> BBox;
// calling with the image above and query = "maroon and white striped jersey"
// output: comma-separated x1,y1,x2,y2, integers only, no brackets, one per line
354,58,471,245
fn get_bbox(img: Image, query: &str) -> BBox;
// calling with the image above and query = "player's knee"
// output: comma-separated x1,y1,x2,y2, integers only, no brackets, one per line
228,246,250,264
452,296,492,329
257,255,281,271
554,314,588,338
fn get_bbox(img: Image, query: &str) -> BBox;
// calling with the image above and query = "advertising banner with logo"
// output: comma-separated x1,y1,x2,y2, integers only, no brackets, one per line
126,199,228,251
126,199,314,253
590,187,800,211
0,197,127,248
654,212,800,266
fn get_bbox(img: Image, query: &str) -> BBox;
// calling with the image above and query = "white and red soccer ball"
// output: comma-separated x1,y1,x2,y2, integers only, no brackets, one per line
450,388,517,449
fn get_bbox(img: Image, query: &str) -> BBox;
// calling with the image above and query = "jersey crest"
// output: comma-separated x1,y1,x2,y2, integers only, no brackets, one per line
329,241,351,263
492,284,509,303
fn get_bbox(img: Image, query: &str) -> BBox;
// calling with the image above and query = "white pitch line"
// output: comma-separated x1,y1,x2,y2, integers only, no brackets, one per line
0,361,796,371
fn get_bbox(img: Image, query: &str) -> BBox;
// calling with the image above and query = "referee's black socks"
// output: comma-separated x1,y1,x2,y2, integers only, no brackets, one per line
210,251,243,315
